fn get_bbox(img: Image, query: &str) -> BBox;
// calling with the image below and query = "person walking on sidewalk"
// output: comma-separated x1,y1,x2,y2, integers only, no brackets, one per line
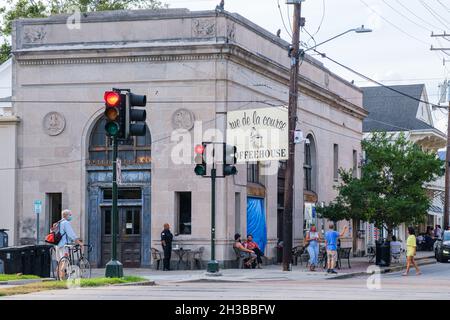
305,225,321,271
325,223,348,274
161,223,173,271
403,226,421,276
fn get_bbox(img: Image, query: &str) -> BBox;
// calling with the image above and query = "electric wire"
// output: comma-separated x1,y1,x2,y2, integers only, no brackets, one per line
437,0,450,12
277,0,292,39
396,0,445,31
359,0,432,46
312,48,448,110
381,0,433,33
419,0,450,30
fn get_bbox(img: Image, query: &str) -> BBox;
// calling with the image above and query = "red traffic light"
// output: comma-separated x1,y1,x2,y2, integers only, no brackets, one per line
104,91,120,107
194,144,205,154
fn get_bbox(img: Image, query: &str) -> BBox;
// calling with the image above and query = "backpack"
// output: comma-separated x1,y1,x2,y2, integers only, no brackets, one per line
45,220,65,245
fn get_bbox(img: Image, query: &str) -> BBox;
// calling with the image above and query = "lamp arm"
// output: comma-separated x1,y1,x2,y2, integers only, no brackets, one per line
302,29,355,53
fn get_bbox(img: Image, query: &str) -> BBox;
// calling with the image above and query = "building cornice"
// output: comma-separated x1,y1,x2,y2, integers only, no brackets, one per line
13,42,367,120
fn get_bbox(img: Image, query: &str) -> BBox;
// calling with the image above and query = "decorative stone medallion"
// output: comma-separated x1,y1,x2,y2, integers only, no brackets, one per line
23,26,47,44
172,109,195,131
43,112,66,136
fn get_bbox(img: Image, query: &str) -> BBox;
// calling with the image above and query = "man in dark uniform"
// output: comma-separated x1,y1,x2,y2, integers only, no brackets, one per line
161,223,173,271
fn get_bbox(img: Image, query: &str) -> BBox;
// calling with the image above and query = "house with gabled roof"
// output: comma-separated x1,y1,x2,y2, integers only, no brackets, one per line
362,84,446,244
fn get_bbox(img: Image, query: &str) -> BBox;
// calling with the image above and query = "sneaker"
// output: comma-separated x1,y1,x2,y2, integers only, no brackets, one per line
330,269,337,274
326,269,331,273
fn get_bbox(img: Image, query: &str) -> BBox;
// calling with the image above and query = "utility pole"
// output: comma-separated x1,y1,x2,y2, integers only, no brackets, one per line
445,99,450,230
282,0,303,271
431,33,450,229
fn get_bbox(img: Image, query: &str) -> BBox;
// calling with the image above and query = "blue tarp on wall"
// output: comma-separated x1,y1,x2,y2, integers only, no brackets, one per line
247,197,267,253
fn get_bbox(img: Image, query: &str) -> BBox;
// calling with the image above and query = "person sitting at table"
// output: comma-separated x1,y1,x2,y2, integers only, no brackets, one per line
244,234,264,269
233,233,256,268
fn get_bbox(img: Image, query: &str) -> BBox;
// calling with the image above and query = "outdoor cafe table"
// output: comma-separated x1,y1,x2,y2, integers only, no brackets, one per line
172,248,192,270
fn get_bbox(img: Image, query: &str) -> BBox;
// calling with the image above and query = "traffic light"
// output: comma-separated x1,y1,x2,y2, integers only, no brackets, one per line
194,144,207,176
104,90,122,137
223,144,237,176
126,92,147,137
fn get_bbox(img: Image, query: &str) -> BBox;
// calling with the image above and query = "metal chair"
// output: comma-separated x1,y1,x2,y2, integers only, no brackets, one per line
291,246,304,265
151,247,162,270
190,246,204,270
337,247,352,269
233,247,245,269
367,245,376,263
390,244,403,264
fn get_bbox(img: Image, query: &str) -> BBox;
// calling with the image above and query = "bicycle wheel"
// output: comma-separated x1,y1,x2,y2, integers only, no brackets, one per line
57,256,71,281
78,257,91,279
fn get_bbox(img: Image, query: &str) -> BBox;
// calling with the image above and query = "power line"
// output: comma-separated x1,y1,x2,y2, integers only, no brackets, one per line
312,0,326,38
359,0,432,47
312,48,448,110
396,0,444,31
420,0,449,30
277,0,292,39
381,0,432,33
286,1,293,35
0,99,262,171
437,0,450,12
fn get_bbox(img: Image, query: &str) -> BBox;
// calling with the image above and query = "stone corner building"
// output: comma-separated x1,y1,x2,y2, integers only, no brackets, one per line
9,9,367,267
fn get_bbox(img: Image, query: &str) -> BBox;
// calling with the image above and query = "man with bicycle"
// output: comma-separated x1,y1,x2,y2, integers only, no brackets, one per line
55,209,84,263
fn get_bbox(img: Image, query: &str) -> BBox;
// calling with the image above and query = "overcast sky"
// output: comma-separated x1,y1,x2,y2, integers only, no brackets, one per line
165,0,450,130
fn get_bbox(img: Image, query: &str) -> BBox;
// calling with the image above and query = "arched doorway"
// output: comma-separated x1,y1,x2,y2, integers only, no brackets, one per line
86,118,151,267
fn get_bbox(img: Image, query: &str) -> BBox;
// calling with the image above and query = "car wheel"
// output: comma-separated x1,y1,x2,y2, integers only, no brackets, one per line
436,251,442,262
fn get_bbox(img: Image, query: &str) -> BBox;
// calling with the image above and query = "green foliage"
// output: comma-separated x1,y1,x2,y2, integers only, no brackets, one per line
0,0,166,63
318,132,443,237
0,274,40,281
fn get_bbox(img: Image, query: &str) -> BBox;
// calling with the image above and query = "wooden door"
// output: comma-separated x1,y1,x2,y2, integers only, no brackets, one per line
101,207,141,267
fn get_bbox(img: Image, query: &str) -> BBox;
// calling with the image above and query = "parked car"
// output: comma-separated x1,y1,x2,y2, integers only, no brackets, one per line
434,231,450,263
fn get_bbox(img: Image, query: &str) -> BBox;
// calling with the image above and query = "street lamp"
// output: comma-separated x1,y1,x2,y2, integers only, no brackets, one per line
301,25,372,54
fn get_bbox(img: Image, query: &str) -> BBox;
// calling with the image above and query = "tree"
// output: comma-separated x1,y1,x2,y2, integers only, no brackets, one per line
317,132,443,240
0,0,166,64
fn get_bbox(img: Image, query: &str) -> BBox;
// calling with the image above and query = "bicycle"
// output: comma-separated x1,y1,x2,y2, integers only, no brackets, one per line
56,244,92,281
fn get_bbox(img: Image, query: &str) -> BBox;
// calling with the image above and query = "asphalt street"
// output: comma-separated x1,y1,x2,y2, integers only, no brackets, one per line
2,262,450,300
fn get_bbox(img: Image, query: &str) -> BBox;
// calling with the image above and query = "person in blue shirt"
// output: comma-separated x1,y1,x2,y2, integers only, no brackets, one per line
325,223,348,274
55,209,83,262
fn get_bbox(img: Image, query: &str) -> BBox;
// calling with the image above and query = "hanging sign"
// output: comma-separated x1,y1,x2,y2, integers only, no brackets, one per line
226,107,289,162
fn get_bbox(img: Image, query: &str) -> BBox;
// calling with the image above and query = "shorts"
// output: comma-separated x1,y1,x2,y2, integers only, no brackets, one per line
327,250,337,265
240,251,257,259
55,246,69,261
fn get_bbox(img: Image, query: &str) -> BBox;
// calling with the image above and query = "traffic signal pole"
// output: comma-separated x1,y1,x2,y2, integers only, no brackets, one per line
105,134,123,278
195,142,237,274
208,167,218,272
282,0,302,272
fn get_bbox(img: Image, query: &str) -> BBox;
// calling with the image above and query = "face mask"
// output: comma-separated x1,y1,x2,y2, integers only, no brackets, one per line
67,216,73,221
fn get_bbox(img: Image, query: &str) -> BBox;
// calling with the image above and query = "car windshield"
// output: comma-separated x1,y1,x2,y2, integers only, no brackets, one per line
444,232,450,241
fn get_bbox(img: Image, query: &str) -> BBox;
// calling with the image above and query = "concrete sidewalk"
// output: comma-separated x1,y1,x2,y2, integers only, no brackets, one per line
91,251,435,283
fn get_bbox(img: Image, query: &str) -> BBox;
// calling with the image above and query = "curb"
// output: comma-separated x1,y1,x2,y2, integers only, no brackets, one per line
112,280,155,287
327,258,436,280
